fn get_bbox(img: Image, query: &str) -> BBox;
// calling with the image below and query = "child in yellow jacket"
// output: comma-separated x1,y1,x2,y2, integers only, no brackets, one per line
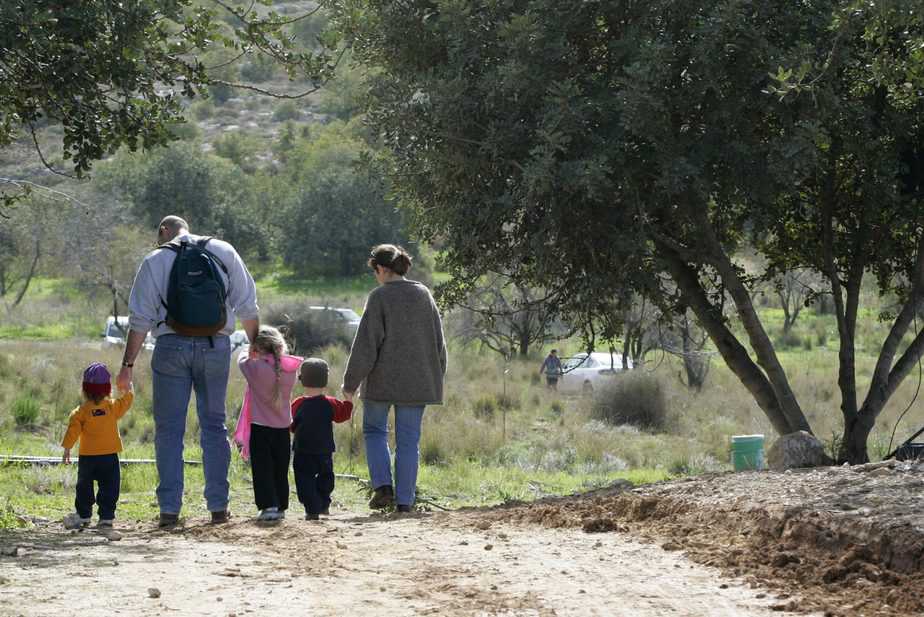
61,362,133,529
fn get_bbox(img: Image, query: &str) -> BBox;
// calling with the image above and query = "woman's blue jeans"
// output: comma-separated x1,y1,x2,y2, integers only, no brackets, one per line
362,402,425,506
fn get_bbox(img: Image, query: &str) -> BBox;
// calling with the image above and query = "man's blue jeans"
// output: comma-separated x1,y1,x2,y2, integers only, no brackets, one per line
362,402,425,507
151,334,231,514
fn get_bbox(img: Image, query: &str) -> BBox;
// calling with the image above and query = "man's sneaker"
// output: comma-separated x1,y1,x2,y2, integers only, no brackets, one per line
97,519,115,528
158,513,179,529
277,510,286,520
305,512,320,521
320,506,330,516
368,485,394,509
210,510,231,524
257,508,281,522
396,505,412,513
63,513,91,529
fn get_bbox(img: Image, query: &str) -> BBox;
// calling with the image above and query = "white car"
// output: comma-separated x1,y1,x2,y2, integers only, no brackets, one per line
101,316,155,351
558,352,632,395
229,329,249,352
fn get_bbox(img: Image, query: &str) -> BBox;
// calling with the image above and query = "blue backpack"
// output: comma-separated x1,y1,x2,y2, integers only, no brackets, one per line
159,238,228,336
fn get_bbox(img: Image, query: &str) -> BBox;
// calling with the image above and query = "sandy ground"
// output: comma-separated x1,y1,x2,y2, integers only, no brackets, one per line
0,510,810,617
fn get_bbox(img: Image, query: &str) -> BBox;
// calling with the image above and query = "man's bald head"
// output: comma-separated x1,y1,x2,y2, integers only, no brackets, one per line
157,216,189,244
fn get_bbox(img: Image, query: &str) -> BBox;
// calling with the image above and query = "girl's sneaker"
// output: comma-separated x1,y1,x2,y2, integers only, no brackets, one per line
63,513,91,529
257,507,281,522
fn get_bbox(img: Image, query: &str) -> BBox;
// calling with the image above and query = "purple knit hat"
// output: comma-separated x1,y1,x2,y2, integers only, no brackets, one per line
82,362,111,398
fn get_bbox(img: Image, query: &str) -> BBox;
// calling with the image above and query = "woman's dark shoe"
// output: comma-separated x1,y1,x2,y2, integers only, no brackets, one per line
158,513,179,529
368,485,394,509
396,505,412,513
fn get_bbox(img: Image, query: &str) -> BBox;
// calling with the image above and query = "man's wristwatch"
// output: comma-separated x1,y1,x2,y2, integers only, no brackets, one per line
122,361,134,368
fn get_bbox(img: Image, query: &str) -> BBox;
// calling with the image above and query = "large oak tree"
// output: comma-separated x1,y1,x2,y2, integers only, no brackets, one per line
327,0,924,462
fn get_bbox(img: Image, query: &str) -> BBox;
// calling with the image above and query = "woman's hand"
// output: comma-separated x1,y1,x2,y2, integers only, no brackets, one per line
62,449,71,464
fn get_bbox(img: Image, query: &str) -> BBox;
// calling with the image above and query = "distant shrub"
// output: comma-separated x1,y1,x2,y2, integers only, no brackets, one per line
812,320,828,347
591,372,667,432
801,334,813,351
472,395,496,420
496,392,519,411
189,99,215,121
209,82,234,104
774,328,802,349
12,396,40,428
550,400,564,415
420,435,447,466
272,101,301,122
240,56,277,83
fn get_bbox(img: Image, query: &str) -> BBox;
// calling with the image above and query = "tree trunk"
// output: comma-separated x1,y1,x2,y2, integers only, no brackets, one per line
10,243,40,308
660,245,796,435
842,413,876,464
518,329,529,358
698,227,810,433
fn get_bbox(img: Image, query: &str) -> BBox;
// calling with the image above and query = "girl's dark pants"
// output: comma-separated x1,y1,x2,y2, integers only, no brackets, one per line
75,453,120,520
293,451,334,515
249,424,291,511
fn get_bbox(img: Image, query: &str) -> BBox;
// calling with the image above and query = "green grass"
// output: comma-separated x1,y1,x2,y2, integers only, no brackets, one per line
0,323,77,341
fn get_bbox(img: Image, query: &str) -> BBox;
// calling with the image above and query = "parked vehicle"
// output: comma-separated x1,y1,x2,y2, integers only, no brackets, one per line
558,351,632,395
229,329,249,353
101,316,155,351
308,306,361,340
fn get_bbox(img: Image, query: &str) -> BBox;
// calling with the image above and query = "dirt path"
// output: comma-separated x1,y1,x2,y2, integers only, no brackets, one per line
0,511,810,617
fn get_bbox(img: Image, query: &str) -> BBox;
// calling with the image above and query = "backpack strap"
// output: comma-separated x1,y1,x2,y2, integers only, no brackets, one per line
196,237,229,276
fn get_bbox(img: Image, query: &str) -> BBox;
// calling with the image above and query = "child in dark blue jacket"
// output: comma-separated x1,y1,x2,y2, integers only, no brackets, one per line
291,358,353,520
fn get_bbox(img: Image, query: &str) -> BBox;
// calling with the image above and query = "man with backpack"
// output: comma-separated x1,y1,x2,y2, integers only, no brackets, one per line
117,215,259,528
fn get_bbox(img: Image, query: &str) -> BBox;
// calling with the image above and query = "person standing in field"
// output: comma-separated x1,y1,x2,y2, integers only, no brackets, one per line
117,215,259,528
342,244,447,512
540,349,563,390
61,362,134,530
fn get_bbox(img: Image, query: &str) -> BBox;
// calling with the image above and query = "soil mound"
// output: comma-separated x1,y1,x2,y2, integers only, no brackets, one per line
474,460,924,616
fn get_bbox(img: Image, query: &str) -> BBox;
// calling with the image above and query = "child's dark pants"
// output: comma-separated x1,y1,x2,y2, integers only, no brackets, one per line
75,453,120,520
249,424,291,511
293,451,334,515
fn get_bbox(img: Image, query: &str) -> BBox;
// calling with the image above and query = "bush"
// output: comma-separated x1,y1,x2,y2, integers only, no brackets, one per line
239,55,277,83
262,300,353,354
774,328,802,349
12,396,40,428
272,101,301,122
472,395,496,420
590,372,668,431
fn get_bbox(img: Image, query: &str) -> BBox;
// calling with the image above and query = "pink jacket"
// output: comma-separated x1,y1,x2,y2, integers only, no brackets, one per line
233,353,302,460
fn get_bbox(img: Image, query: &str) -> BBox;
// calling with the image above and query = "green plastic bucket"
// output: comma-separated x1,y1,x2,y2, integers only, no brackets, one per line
731,434,765,471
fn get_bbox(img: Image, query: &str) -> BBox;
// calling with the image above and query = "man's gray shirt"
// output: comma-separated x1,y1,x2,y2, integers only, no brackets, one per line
127,232,258,337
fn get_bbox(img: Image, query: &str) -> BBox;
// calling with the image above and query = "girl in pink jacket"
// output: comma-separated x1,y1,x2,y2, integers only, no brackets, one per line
238,326,299,522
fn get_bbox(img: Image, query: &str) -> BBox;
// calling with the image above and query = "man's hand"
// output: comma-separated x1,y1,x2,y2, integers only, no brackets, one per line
242,318,259,345
62,449,71,464
117,366,133,393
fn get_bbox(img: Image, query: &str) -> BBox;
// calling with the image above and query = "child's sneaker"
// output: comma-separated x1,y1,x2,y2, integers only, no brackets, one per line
63,513,91,529
257,507,281,522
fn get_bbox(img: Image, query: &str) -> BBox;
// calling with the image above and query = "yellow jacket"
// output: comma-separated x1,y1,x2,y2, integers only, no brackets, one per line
61,391,134,455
